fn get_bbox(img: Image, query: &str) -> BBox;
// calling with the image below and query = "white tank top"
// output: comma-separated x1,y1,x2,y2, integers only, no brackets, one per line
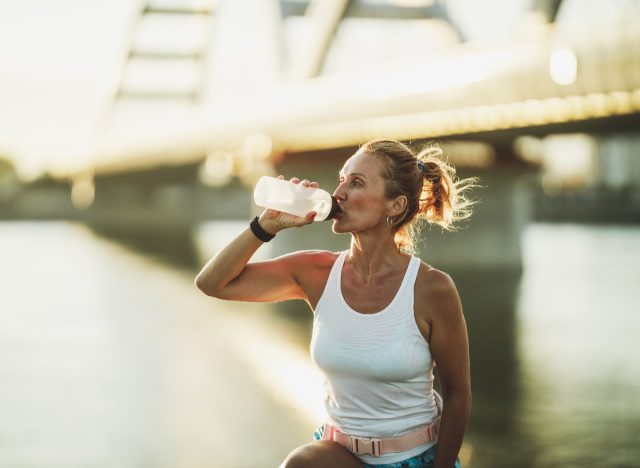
310,250,439,464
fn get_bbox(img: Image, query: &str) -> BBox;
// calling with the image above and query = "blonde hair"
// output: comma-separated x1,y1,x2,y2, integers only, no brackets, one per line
358,139,477,254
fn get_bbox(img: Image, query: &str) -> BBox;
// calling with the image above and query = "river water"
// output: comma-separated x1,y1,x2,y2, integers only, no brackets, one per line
0,220,638,467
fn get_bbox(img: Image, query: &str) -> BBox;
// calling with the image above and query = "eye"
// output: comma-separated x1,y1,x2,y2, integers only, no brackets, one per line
350,178,362,187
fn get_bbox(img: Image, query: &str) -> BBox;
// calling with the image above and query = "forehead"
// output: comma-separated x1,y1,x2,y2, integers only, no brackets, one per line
340,151,382,176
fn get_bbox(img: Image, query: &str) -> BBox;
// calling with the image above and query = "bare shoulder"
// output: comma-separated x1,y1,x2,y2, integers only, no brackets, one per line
415,261,463,323
276,249,340,287
416,262,457,294
277,249,339,270
278,250,341,309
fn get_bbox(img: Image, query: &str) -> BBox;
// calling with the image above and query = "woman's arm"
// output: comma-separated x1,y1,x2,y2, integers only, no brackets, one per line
417,268,471,468
195,178,318,303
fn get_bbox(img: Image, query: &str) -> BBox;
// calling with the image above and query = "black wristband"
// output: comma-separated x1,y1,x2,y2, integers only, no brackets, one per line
250,216,276,242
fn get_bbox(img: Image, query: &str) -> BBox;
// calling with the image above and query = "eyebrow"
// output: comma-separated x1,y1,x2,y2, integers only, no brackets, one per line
339,172,367,179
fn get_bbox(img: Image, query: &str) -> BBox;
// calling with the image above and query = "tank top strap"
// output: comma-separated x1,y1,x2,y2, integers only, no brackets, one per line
330,250,348,286
406,255,422,288
395,255,421,322
315,251,348,317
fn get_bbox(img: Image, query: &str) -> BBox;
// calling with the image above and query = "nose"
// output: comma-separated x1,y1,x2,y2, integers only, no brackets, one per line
332,183,346,202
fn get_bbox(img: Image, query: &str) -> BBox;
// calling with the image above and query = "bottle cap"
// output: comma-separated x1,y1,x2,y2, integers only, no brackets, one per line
323,196,342,221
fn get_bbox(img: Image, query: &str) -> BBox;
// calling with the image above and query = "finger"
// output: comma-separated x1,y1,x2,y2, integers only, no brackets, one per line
304,211,317,222
276,174,284,180
309,181,320,188
300,179,311,187
290,177,300,184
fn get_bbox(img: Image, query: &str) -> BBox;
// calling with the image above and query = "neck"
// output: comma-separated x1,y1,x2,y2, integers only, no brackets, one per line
348,230,405,280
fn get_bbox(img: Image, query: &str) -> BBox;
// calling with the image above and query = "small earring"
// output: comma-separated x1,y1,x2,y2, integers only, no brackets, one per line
386,216,393,228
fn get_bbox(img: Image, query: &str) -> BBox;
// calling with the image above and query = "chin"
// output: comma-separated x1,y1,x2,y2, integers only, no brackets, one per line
331,219,348,234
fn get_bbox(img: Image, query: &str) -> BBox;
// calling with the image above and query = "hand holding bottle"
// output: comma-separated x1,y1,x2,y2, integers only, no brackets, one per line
255,175,335,235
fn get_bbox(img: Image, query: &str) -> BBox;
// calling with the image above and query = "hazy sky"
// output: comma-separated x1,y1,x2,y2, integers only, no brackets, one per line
0,0,134,178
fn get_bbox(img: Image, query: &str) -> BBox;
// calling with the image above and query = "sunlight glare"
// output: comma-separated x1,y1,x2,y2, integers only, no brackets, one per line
549,47,578,86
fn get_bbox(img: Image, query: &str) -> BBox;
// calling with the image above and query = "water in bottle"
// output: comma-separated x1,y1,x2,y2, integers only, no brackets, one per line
253,176,341,221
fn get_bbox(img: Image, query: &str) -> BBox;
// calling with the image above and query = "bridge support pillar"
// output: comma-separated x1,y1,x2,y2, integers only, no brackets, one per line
418,165,534,273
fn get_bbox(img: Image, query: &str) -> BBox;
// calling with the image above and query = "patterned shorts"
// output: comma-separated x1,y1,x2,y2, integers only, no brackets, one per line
313,426,461,468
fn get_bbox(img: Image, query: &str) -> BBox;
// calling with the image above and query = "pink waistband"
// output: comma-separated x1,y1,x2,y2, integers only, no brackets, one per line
321,418,440,457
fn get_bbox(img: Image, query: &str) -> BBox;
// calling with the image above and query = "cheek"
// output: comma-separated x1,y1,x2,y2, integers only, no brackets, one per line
350,191,386,213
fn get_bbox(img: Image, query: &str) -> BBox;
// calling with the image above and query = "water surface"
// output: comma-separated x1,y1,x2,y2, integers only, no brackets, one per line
1,221,638,467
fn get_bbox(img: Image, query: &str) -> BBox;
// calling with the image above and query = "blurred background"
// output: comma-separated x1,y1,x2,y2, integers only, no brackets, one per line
1,0,639,467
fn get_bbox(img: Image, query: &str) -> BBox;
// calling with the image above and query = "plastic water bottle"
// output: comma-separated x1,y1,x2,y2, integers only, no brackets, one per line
253,176,341,221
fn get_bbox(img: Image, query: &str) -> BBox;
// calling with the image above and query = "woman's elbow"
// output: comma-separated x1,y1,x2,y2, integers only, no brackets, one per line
442,384,472,407
194,274,221,298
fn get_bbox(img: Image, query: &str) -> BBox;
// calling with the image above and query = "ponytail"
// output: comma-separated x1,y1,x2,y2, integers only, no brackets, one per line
360,140,478,254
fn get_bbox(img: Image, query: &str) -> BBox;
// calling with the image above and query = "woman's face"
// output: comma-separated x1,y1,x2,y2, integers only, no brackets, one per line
331,152,390,234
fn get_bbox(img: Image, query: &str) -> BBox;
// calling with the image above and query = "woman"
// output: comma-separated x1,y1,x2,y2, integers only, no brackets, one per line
195,139,475,467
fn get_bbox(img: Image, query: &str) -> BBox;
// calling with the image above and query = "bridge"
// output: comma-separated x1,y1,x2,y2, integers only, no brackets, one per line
2,0,639,270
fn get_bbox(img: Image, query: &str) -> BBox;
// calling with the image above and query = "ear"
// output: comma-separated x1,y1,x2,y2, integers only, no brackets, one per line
388,195,407,217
